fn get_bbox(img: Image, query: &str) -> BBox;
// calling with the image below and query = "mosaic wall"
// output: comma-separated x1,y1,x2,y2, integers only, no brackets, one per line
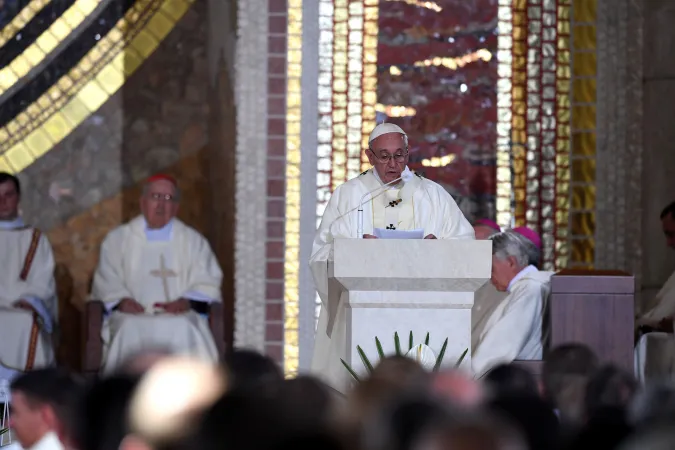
496,0,573,270
281,0,587,374
310,0,577,274
377,0,498,221
569,0,597,268
0,0,197,174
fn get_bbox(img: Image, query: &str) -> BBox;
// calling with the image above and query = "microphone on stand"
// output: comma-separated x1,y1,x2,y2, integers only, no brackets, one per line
328,167,414,239
328,176,401,239
356,176,403,238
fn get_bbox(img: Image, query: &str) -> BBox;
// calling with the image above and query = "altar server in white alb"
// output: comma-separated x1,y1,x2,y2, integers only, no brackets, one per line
310,123,475,391
635,201,675,383
472,231,553,378
90,174,223,373
0,172,57,382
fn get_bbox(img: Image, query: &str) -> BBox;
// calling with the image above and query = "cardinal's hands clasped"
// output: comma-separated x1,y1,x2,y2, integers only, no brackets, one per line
116,297,190,314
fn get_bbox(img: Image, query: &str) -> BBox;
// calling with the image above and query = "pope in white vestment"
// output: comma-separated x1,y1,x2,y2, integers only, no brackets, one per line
472,231,553,378
90,174,223,373
309,124,474,391
0,173,56,383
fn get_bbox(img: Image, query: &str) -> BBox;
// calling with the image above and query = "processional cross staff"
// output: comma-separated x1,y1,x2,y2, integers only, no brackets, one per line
150,254,177,303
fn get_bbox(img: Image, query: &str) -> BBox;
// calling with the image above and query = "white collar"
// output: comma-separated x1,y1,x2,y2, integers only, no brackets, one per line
507,265,538,293
0,216,25,230
371,166,410,188
143,217,174,242
27,432,63,450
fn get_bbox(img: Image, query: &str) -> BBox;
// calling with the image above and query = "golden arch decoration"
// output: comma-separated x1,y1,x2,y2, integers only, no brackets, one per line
0,0,196,174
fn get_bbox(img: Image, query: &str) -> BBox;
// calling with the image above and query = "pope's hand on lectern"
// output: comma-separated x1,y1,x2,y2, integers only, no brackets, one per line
424,234,437,239
363,234,378,239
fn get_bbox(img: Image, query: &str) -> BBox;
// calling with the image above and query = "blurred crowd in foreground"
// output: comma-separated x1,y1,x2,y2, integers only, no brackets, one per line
4,343,675,450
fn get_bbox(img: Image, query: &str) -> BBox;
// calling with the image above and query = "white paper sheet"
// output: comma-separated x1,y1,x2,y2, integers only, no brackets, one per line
372,228,425,239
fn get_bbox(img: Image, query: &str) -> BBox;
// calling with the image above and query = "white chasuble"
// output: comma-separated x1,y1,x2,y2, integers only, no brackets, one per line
472,267,553,378
635,269,675,383
90,216,223,373
0,218,57,381
309,168,475,392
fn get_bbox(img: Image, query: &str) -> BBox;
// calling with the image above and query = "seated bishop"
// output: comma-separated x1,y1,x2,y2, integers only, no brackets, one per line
472,231,553,378
0,172,57,382
635,201,675,383
471,224,544,352
90,174,223,374
470,219,506,352
309,123,475,391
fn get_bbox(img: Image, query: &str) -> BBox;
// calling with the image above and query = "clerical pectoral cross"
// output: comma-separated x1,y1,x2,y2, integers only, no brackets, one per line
150,254,177,303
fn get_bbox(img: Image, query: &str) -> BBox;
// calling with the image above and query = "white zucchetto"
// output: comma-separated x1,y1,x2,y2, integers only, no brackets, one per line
368,123,407,144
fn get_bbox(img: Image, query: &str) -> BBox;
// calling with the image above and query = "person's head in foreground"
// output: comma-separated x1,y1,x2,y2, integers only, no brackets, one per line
660,200,675,249
411,412,527,450
121,356,226,450
473,219,501,240
366,123,410,184
140,174,180,229
568,365,637,450
430,369,485,408
489,231,535,292
486,394,559,450
361,395,454,450
542,343,598,427
0,172,20,221
483,363,540,399
10,368,84,449
584,364,638,421
77,374,140,450
117,348,174,376
344,356,431,430
223,348,283,392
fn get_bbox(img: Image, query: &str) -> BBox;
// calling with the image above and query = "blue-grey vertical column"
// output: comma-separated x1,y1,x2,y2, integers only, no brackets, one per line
297,0,320,371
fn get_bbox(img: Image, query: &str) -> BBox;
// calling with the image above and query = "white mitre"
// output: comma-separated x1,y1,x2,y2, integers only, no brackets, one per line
369,122,407,143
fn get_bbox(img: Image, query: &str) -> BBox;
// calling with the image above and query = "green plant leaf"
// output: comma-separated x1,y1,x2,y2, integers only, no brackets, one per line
425,332,430,345
357,345,374,374
454,348,469,368
433,338,449,371
394,332,402,356
375,336,385,360
409,330,414,351
340,359,360,382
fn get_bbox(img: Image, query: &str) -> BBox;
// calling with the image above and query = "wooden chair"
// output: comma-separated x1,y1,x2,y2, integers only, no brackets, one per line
512,269,635,379
82,301,226,376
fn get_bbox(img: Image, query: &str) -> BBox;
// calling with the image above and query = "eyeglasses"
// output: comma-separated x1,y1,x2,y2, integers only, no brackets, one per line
147,193,176,202
369,149,409,163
